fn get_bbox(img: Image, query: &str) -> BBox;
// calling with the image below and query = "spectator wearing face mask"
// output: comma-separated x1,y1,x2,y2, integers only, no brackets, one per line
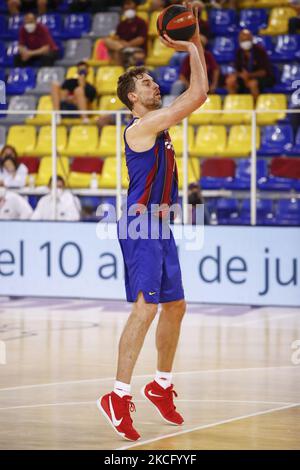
51,61,97,124
14,12,59,67
0,179,33,219
0,145,28,188
225,29,275,101
31,176,81,221
104,0,148,67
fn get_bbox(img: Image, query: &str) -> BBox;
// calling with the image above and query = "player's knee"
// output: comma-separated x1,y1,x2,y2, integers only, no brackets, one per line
174,299,186,319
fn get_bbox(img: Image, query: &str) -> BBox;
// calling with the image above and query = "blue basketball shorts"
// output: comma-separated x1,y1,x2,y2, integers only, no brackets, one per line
117,216,185,304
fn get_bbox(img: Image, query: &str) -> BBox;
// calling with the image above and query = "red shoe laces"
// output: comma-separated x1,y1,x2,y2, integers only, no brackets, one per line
123,397,136,423
165,385,178,413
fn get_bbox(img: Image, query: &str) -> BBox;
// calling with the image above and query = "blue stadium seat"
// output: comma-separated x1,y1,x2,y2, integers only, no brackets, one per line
239,199,274,225
209,9,238,35
153,66,179,95
4,41,19,66
272,35,300,62
253,35,273,57
258,124,293,156
216,198,239,225
168,52,188,68
0,42,6,66
37,14,63,39
57,0,73,12
3,15,24,40
62,13,92,39
6,68,36,95
0,0,7,12
211,37,237,63
0,16,6,38
258,175,295,191
275,199,300,226
273,63,300,92
224,159,268,190
287,127,300,156
239,9,268,34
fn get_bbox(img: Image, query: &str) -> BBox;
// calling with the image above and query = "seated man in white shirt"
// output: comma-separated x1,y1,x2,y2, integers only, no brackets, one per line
0,145,28,188
0,180,33,220
31,176,81,221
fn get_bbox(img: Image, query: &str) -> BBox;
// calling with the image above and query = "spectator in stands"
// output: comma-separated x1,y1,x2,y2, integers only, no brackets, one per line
70,0,126,12
7,1,60,16
171,40,219,95
0,145,28,188
225,29,275,101
288,1,300,34
14,12,59,67
104,0,148,67
51,61,97,124
0,179,33,219
187,182,209,225
32,176,81,221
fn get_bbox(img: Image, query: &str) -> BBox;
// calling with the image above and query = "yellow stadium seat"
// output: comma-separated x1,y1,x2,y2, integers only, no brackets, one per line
27,95,52,125
222,125,260,157
66,66,95,85
64,125,99,156
6,125,36,156
97,125,125,157
68,171,102,189
35,156,70,186
88,39,110,67
221,94,254,125
189,95,222,125
96,66,124,95
260,7,296,35
99,157,128,189
98,95,123,111
190,125,227,157
176,158,200,190
169,125,194,155
238,0,289,8
137,0,151,11
137,11,149,23
31,126,68,157
148,11,160,37
256,93,287,125
146,37,174,66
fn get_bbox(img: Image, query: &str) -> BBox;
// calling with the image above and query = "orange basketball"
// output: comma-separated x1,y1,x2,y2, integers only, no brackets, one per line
157,4,196,41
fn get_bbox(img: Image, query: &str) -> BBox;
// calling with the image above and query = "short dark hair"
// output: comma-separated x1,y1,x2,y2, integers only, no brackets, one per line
117,66,148,111
48,175,65,187
77,61,88,68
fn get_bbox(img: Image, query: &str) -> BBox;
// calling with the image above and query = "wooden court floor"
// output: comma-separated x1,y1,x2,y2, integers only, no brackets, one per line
0,297,299,450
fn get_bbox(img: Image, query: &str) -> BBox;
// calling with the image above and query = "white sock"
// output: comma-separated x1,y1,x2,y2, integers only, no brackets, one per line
114,380,131,398
155,370,172,389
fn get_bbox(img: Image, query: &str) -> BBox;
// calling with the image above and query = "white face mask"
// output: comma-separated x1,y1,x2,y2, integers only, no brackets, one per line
124,9,136,19
0,187,6,198
24,23,36,33
240,40,253,51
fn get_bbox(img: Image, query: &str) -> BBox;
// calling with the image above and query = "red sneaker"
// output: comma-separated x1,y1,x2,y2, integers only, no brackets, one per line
141,381,184,426
97,392,140,441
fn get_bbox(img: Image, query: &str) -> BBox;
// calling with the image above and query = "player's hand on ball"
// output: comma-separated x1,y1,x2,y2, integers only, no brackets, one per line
160,33,193,52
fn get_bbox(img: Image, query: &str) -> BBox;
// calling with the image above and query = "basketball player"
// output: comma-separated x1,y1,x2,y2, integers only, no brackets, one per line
97,5,208,441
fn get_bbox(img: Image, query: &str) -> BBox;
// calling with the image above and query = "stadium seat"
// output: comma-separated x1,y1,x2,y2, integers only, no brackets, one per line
63,13,91,39
201,159,236,189
260,7,297,35
0,0,7,12
190,125,227,157
57,38,92,66
35,156,70,186
33,67,65,94
6,68,36,95
64,125,99,156
146,38,174,66
239,199,274,225
209,9,238,35
239,8,268,33
4,95,37,124
2,15,23,40
0,126,6,147
189,95,222,125
37,14,63,38
68,157,104,188
274,63,300,92
97,125,125,157
271,35,300,61
153,66,179,95
27,95,53,125
66,65,95,85
3,41,19,67
91,12,120,37
256,94,287,125
31,125,67,156
258,124,293,155
258,156,300,191
99,157,129,189
222,125,260,157
224,158,268,190
6,125,36,155
19,156,40,182
253,35,274,57
148,11,160,37
96,66,124,95
0,42,5,66
99,95,123,111
176,158,200,190
169,52,188,69
216,198,239,224
287,127,300,156
169,125,194,155
137,0,151,11
221,95,254,125
88,39,110,66
211,36,237,63
275,198,300,225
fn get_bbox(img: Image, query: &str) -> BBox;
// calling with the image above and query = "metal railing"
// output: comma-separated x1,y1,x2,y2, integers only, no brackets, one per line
1,108,299,224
